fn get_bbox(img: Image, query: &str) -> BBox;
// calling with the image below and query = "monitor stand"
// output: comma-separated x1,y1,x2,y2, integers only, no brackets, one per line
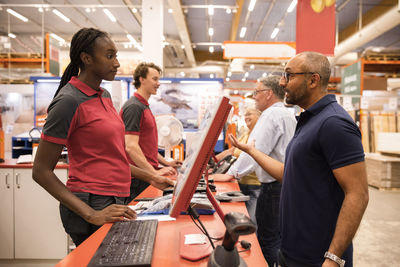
179,168,226,261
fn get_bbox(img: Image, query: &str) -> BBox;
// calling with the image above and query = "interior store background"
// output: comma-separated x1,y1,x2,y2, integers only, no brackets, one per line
0,1,399,266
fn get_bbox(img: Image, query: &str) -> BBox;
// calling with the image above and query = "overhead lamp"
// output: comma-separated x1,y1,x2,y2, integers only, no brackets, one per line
226,77,230,82
226,8,231,14
250,64,255,69
242,78,246,82
92,8,96,12
180,71,185,77
7,9,29,22
85,8,91,13
160,80,172,84
232,9,237,13
132,8,138,13
168,8,173,13
271,27,279,39
127,34,137,44
38,7,43,13
227,71,232,77
181,44,185,49
52,9,71,23
287,0,298,13
210,74,215,78
244,72,249,77
262,72,267,77
50,33,65,43
208,27,214,36
103,8,116,22
8,33,16,39
239,27,247,38
208,6,214,16
248,0,257,12
209,46,214,53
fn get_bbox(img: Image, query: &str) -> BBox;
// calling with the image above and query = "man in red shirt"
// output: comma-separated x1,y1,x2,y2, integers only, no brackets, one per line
120,62,181,200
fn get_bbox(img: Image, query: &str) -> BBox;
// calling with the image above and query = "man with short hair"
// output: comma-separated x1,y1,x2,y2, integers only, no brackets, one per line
120,62,180,201
229,52,369,267
213,75,297,266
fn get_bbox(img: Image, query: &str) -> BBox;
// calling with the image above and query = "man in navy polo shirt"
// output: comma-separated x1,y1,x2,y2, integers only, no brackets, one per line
120,62,181,200
228,52,369,267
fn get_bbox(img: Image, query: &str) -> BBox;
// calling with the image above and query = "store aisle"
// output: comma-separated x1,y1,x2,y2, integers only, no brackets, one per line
353,187,400,266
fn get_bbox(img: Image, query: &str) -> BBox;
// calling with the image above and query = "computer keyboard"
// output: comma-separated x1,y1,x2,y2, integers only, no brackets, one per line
88,219,158,267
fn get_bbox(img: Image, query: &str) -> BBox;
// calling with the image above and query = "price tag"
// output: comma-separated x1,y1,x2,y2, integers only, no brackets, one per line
360,97,369,109
388,98,398,110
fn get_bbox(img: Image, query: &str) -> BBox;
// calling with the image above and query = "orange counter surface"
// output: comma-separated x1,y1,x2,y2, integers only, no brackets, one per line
55,181,267,267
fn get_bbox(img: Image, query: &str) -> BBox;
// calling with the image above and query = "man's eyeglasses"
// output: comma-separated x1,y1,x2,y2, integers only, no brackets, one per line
281,72,319,83
252,89,270,97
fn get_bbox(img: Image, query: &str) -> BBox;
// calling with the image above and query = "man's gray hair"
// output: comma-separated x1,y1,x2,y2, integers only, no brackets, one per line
298,51,331,88
259,75,285,100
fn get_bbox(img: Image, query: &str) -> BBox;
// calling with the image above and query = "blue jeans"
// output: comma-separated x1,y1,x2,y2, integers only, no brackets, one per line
256,181,282,267
238,183,260,226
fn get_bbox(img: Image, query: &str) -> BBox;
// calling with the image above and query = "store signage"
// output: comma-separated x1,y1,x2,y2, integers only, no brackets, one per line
341,61,361,95
223,41,296,59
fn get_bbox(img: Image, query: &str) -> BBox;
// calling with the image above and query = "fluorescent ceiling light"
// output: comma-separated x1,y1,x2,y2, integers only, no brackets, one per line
248,0,257,12
208,28,214,36
208,6,214,15
271,27,279,39
287,0,298,13
160,80,172,84
239,27,247,38
127,34,137,44
50,33,65,43
209,46,214,53
8,33,16,38
180,80,220,84
7,9,29,22
52,9,70,23
103,9,116,22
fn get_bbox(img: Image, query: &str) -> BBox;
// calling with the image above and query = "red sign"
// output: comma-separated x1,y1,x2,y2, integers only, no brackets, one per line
296,0,336,55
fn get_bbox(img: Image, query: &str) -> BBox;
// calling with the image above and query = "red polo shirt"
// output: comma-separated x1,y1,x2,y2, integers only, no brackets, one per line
120,92,159,169
41,77,131,197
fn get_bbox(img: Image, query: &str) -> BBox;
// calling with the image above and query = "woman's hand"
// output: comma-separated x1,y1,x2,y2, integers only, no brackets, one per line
86,204,137,226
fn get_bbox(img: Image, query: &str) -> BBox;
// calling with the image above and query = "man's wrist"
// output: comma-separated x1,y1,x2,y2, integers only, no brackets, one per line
324,251,345,267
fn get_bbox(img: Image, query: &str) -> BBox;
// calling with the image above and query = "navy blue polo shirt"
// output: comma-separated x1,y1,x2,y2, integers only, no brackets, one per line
280,94,364,266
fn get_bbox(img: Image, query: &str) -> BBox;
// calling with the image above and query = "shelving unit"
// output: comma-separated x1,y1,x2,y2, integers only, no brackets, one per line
11,132,40,159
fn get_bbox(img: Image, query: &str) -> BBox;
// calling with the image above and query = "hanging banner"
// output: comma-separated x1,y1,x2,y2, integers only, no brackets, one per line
296,0,336,55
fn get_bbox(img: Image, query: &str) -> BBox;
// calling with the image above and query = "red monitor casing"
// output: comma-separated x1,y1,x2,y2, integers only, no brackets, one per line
169,97,232,218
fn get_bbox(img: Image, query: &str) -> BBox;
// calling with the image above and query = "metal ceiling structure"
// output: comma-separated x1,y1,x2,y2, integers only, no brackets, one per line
0,0,399,81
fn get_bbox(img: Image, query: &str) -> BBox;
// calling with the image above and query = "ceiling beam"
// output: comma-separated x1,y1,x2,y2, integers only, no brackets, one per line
230,0,244,41
167,0,196,67
123,0,142,27
339,0,397,43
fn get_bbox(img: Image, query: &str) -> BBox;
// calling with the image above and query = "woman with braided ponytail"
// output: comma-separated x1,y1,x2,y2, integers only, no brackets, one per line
32,28,169,246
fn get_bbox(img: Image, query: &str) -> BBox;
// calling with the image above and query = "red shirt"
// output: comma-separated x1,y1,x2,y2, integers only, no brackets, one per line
41,77,131,197
120,92,159,169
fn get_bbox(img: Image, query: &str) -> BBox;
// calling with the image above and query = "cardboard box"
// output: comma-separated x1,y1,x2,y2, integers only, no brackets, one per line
365,153,400,189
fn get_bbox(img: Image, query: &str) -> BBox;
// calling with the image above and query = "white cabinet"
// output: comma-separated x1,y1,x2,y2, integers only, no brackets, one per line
0,167,68,260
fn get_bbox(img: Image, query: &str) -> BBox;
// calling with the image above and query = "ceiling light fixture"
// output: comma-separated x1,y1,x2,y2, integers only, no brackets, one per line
38,7,43,13
52,9,71,23
262,72,267,77
239,27,247,38
210,74,215,78
250,64,255,69
244,72,249,77
85,8,91,13
50,33,65,43
132,8,138,13
226,77,230,82
181,44,185,49
208,6,214,16
242,78,246,82
227,71,232,77
271,27,279,39
287,0,298,13
168,8,173,13
6,9,29,22
208,27,214,36
248,0,257,12
8,33,16,39
103,9,116,22
226,8,231,14
209,46,214,53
